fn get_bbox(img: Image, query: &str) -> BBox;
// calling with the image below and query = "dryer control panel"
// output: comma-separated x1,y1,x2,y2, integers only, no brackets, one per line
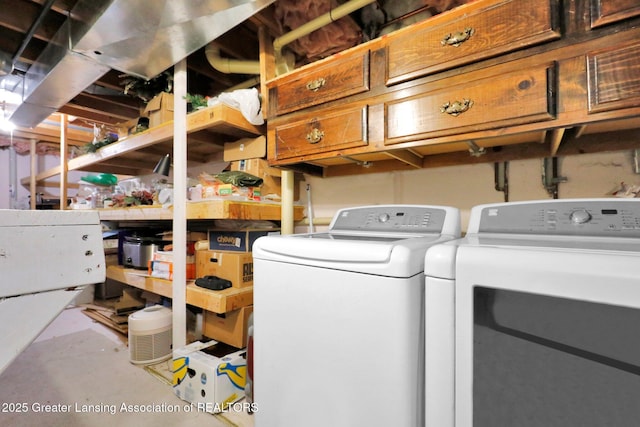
330,205,452,233
475,200,640,237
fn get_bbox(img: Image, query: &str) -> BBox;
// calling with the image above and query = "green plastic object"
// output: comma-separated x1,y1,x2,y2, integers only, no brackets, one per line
81,173,118,186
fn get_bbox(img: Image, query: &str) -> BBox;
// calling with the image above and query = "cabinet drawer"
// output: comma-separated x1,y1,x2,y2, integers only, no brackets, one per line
270,51,370,116
386,0,560,85
591,0,640,28
587,41,640,113
386,63,556,144
274,107,368,160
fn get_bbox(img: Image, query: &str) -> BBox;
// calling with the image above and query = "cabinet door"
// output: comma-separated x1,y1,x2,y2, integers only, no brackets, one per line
269,51,370,116
273,106,368,160
386,0,560,85
591,0,640,28
386,62,556,144
587,40,640,113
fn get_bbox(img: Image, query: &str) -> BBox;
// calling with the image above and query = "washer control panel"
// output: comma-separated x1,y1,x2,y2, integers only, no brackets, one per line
331,205,449,233
476,200,640,236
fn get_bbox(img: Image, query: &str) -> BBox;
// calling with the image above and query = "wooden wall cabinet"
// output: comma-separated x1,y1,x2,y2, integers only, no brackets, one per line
386,0,560,85
590,0,640,29
586,40,640,114
265,0,640,176
269,50,370,116
273,106,369,160
386,61,557,145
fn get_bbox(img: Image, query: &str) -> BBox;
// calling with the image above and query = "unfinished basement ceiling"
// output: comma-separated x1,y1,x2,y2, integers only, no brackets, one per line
0,0,285,131
0,0,467,154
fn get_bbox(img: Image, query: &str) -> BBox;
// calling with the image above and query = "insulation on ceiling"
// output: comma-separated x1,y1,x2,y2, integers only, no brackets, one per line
274,0,472,62
274,0,363,62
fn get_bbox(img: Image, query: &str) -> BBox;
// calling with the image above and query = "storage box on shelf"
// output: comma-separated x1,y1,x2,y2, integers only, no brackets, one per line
144,92,174,128
207,228,280,252
203,305,253,349
230,158,301,200
148,251,196,280
196,250,254,289
223,135,267,161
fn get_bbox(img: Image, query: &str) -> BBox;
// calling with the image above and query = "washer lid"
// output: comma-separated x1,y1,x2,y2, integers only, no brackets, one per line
294,232,424,242
254,233,456,277
254,204,461,277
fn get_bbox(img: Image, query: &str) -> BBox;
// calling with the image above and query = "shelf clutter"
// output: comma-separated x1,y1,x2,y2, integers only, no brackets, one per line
27,86,305,352
99,221,282,349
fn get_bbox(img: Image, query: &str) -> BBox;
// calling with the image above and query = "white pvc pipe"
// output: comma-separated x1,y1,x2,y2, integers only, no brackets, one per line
205,0,376,76
30,139,36,210
281,170,295,235
9,140,16,209
59,114,68,210
204,45,261,75
273,0,375,54
172,58,188,350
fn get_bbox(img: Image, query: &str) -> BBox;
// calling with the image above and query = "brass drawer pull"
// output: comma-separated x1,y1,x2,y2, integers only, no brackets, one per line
306,77,326,92
441,27,475,47
306,128,324,144
440,99,474,116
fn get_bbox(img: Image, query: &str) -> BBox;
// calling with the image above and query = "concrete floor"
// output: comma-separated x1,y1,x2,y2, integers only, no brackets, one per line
0,305,253,427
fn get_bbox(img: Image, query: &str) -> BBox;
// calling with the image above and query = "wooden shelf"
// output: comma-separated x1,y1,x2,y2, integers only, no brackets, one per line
22,103,264,185
96,200,305,221
106,265,253,314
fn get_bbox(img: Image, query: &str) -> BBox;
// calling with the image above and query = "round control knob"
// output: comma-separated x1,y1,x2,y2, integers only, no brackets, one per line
378,213,391,223
570,209,592,224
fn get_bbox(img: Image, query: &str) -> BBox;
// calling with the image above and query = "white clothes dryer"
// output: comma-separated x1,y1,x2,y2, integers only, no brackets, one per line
424,199,640,427
253,205,460,427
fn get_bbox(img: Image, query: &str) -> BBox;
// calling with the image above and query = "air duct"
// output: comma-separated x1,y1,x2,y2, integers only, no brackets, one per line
9,0,276,128
10,19,111,128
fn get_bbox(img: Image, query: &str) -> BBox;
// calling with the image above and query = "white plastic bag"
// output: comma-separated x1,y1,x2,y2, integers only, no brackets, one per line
208,87,264,125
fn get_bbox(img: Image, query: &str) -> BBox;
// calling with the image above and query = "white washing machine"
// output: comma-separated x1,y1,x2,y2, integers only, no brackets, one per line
253,205,461,427
424,199,640,427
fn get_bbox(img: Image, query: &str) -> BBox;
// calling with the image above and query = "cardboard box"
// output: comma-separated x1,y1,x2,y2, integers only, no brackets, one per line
207,229,279,252
115,117,140,139
199,183,261,201
230,157,281,178
173,341,246,412
144,92,174,128
230,158,300,200
203,306,253,348
223,135,266,161
148,258,196,280
196,250,253,288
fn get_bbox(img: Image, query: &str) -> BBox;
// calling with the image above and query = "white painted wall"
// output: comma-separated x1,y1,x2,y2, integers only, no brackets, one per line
300,150,639,233
2,149,638,233
0,149,30,209
0,150,84,209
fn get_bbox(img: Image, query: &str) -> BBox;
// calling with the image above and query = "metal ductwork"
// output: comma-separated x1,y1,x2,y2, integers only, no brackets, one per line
9,0,275,128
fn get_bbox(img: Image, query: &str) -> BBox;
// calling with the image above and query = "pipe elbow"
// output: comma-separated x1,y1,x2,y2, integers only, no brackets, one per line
205,44,260,75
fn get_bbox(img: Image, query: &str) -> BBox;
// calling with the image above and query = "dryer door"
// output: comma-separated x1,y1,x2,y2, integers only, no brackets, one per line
455,245,640,427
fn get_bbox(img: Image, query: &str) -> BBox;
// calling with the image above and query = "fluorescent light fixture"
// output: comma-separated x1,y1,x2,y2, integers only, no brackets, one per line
0,117,14,132
1,86,21,132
